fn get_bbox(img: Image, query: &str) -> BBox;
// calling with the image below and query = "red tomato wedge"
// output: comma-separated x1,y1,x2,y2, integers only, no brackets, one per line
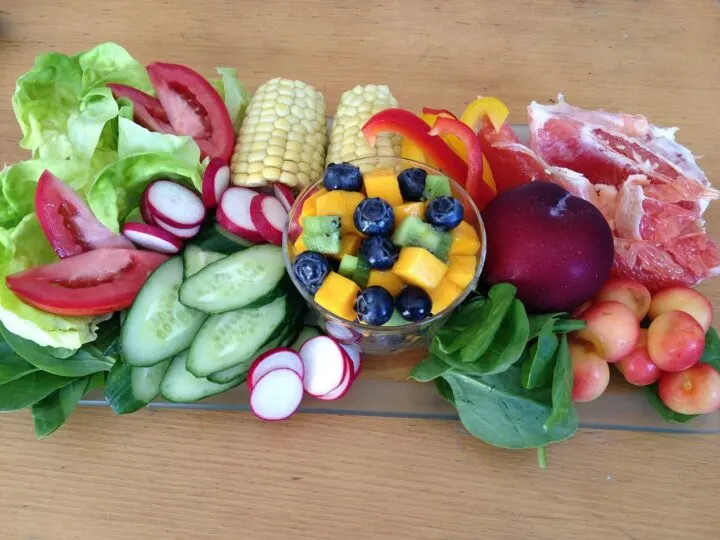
35,170,134,258
106,83,174,134
146,62,235,162
6,249,168,316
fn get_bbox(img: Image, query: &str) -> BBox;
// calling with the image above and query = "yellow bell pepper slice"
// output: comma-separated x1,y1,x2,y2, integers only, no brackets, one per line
460,96,510,133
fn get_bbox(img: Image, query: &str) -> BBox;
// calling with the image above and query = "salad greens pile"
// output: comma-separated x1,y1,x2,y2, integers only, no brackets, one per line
0,42,250,436
410,283,586,465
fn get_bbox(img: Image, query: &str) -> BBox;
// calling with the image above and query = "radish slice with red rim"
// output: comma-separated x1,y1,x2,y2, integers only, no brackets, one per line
249,368,303,421
122,222,183,254
325,321,361,344
154,217,202,239
146,180,205,228
316,352,354,401
202,158,230,208
250,194,287,246
273,184,295,212
248,348,304,391
339,343,362,380
298,336,347,397
140,190,157,225
217,187,265,243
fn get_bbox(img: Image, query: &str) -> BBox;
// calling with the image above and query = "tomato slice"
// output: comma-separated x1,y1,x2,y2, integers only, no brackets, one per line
146,62,235,162
106,83,175,134
6,249,168,316
35,170,134,258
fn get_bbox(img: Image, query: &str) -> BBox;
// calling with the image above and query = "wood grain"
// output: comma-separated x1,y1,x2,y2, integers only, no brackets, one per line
1,1,720,538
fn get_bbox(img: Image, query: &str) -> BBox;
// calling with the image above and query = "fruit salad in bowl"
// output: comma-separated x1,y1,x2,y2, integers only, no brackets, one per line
283,157,486,354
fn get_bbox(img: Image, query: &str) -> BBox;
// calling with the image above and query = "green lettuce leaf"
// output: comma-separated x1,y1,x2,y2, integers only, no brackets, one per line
88,153,202,232
0,216,108,350
117,117,200,165
210,67,251,132
76,42,152,94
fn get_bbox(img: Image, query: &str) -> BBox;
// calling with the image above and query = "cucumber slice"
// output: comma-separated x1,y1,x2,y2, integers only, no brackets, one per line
183,244,226,279
179,245,285,313
302,216,341,235
104,359,170,414
422,175,452,200
302,232,342,254
392,216,451,261
192,223,252,254
290,326,322,351
187,296,287,377
121,258,207,367
160,351,244,402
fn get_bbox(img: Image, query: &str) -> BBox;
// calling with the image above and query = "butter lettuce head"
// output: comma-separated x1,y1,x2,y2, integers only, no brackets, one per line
209,67,251,132
0,216,106,349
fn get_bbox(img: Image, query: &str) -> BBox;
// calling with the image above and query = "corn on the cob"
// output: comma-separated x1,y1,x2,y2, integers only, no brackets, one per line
231,78,327,189
327,85,401,173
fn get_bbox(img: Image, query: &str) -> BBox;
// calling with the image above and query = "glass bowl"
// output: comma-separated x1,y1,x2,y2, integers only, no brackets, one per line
282,156,487,355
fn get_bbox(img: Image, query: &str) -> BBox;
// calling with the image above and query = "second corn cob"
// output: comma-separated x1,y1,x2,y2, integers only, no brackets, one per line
231,78,327,189
327,85,401,172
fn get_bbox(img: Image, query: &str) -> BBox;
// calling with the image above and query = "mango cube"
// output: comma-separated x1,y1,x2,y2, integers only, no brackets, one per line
363,168,404,208
428,278,463,314
393,202,426,226
329,234,361,260
299,187,327,219
446,255,477,289
315,190,365,234
449,221,481,256
293,235,307,255
367,270,405,296
314,271,360,322
392,247,448,291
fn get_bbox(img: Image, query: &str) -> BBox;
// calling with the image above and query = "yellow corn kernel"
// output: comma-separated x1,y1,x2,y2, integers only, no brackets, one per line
314,271,360,322
329,234,361,260
315,191,365,234
367,270,405,297
449,221,482,256
363,168,404,208
446,255,477,290
392,247,448,291
393,202,426,227
428,278,463,314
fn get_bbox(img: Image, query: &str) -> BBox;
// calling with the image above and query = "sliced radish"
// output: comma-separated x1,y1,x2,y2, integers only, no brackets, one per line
249,368,303,421
325,321,361,344
154,217,202,239
273,183,295,212
248,348,304,391
217,187,265,243
122,222,183,254
250,194,287,246
140,190,157,226
146,180,206,228
340,343,362,380
202,158,230,208
298,336,347,397
316,352,353,401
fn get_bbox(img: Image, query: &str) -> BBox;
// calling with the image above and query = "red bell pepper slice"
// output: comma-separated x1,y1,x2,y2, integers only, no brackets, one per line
421,107,458,120
429,117,495,212
362,109,468,185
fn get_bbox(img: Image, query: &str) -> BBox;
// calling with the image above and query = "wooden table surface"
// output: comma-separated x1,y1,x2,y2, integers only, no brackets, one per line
1,1,720,538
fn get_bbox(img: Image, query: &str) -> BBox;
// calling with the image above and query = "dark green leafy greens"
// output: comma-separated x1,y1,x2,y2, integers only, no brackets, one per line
544,335,573,432
699,327,720,371
520,317,558,389
31,373,104,438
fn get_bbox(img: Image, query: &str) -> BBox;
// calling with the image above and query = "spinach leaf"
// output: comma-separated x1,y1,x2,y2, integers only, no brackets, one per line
0,338,38,384
0,371,75,411
31,376,91,438
520,317,559,389
0,321,115,377
645,384,699,423
544,334,574,431
459,284,517,363
434,377,455,403
699,327,720,371
434,297,487,353
527,312,565,340
441,367,578,449
551,319,586,334
462,299,529,373
409,355,451,382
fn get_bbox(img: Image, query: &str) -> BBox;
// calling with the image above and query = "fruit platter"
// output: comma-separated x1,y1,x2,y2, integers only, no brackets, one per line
1,42,719,464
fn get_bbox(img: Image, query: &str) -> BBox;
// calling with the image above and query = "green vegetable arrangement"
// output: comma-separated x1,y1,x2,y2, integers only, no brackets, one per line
410,283,586,466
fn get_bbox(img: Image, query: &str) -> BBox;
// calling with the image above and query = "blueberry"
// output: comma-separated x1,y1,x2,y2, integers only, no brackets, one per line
425,196,464,230
323,162,363,191
355,286,394,325
397,167,427,201
354,198,394,236
396,286,432,322
293,251,331,294
359,236,399,270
